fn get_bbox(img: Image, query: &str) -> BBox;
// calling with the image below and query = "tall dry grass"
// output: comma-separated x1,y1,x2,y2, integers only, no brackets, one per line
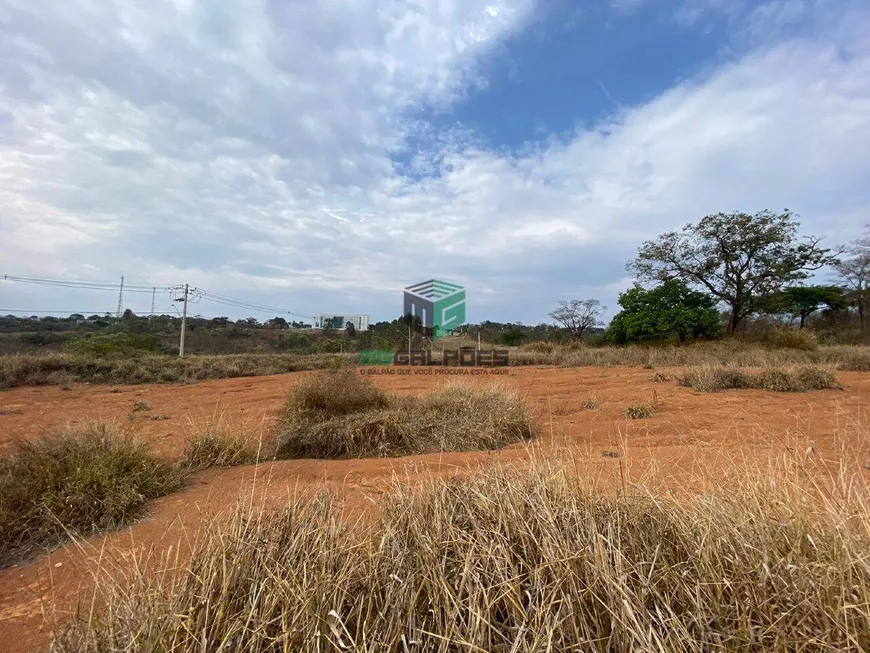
679,365,842,392
513,340,870,370
274,370,534,459
0,422,186,566
3,343,870,389
0,352,355,388
180,417,264,470
53,455,870,652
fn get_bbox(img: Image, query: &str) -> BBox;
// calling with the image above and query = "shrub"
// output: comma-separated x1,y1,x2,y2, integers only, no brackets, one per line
181,424,260,470
679,367,749,392
679,365,841,393
283,369,389,420
582,398,600,410
498,327,526,346
651,371,669,382
315,338,345,354
0,422,186,566
794,366,842,390
53,459,870,652
606,280,721,345
66,333,162,357
520,341,555,354
838,351,870,371
741,325,819,351
624,403,655,419
274,375,534,459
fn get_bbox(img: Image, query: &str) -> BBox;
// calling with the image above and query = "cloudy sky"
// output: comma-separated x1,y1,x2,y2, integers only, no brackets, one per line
1,0,869,324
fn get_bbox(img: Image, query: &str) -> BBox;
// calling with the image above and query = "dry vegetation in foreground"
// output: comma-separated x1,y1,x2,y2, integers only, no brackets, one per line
0,418,271,566
274,370,534,459
679,365,843,393
53,457,870,652
180,419,263,471
623,402,655,419
0,422,186,566
0,352,353,389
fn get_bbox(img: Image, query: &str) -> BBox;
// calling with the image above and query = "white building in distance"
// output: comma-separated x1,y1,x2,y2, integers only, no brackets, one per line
312,314,370,331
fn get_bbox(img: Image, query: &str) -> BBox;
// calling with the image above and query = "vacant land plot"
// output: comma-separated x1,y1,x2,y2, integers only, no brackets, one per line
0,365,868,652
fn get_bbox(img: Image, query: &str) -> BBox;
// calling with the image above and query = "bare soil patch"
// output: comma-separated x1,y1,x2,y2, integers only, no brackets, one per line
0,366,868,652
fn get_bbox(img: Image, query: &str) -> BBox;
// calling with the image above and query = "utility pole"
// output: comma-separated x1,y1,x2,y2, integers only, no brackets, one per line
150,287,156,317
478,331,481,351
116,275,124,318
177,283,189,358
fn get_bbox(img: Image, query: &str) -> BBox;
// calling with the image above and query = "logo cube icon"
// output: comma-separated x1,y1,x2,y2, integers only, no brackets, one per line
403,279,466,335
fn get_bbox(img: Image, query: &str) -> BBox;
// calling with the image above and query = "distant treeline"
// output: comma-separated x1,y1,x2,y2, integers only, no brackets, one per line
4,209,870,356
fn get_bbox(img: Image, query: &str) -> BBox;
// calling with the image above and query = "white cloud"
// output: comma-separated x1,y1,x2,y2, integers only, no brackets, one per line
0,0,869,322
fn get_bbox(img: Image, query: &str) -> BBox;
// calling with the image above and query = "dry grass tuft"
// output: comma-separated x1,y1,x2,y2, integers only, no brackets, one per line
624,403,655,419
180,420,261,470
582,398,601,410
285,369,389,419
0,422,185,566
53,458,870,652
274,370,534,459
680,365,842,393
650,371,669,382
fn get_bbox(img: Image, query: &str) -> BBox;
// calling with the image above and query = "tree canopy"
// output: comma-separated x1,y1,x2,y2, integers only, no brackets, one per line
548,299,604,339
628,210,835,333
761,285,847,329
605,280,721,345
834,235,870,337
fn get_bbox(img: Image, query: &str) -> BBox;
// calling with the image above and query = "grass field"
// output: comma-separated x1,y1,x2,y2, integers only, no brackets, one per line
0,352,354,388
3,342,870,389
0,363,867,652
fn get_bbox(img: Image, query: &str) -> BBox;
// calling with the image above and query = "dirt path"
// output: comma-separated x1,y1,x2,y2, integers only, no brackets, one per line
1,366,869,652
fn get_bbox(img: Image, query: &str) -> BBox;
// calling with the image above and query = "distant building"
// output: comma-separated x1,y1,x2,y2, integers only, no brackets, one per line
313,314,370,331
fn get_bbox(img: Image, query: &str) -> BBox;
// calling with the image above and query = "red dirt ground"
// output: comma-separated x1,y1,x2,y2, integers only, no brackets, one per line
1,366,869,652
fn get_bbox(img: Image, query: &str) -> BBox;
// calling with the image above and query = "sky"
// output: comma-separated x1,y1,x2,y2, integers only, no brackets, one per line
1,0,869,325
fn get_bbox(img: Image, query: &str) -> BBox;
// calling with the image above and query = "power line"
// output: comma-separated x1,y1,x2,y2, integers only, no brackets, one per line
1,275,172,293
199,291,313,319
2,273,316,320
2,273,159,288
0,308,314,324
0,309,125,314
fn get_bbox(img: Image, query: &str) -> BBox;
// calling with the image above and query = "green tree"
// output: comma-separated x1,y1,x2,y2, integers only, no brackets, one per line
498,326,526,346
267,317,289,329
628,210,835,334
605,280,721,345
345,322,356,338
399,312,424,333
762,285,847,329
